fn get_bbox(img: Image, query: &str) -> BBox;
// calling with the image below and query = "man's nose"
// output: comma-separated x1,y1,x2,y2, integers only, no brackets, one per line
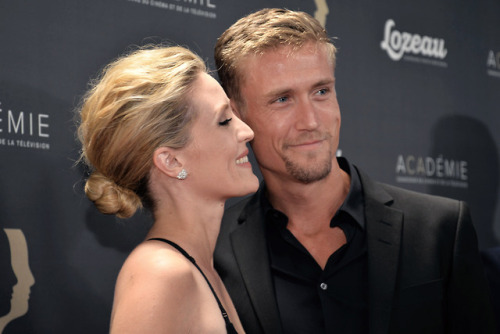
296,98,319,130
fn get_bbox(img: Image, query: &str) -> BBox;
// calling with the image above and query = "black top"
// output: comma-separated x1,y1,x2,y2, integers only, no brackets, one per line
148,238,238,334
263,158,369,333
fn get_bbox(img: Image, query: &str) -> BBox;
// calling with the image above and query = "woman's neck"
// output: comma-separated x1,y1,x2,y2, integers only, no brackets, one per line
146,195,225,269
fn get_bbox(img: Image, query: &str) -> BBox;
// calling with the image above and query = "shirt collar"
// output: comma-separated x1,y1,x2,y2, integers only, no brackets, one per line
259,157,365,230
336,157,365,230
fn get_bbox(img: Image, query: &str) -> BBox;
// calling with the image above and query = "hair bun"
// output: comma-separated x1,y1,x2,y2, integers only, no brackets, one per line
85,171,142,219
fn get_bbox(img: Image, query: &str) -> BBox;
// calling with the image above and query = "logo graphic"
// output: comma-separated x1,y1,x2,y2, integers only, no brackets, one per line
380,19,448,67
0,100,50,151
126,0,217,19
314,0,329,28
486,49,500,78
395,154,468,188
0,229,35,333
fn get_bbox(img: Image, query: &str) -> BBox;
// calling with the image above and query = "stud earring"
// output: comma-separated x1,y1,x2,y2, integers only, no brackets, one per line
176,169,188,180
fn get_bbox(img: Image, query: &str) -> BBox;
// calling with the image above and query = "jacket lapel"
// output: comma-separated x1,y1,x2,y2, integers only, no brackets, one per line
358,168,403,334
230,199,283,334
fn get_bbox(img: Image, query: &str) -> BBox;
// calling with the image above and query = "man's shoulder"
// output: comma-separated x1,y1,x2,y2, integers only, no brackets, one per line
378,181,459,207
366,179,468,227
355,164,460,209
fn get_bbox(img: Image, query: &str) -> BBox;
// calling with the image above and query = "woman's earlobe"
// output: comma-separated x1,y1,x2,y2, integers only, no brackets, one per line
176,169,188,180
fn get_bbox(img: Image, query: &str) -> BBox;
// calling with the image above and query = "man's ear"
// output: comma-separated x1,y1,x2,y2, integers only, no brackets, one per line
153,147,183,179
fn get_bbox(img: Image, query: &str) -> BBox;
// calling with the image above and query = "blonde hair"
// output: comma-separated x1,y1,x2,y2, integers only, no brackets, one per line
77,46,206,218
215,8,337,106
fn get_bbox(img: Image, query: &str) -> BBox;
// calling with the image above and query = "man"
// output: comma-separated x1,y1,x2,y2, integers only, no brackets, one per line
214,8,496,334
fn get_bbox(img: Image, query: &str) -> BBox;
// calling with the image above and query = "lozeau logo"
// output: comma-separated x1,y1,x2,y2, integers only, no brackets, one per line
380,19,447,62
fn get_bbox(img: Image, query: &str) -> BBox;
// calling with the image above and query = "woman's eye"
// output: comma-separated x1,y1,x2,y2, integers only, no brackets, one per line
218,118,232,126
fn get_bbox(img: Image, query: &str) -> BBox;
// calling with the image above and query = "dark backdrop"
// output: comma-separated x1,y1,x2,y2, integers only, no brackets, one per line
0,0,499,332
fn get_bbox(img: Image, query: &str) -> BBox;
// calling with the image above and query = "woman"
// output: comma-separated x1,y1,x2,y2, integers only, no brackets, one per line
77,45,258,333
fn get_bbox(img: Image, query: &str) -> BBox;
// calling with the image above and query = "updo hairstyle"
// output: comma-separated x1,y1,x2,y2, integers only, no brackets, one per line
77,46,206,218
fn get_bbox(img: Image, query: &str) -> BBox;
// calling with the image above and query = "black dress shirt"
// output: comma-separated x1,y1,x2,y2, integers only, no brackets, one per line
263,158,368,334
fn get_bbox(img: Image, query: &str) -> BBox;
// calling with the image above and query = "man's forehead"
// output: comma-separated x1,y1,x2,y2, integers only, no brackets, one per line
237,43,333,82
239,42,332,71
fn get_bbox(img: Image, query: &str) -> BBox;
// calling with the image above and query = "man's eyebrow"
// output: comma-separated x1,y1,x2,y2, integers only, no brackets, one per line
265,78,335,98
313,78,336,87
264,88,292,99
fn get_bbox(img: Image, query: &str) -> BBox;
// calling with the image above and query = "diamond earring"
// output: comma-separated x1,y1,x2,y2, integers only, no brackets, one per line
176,169,188,180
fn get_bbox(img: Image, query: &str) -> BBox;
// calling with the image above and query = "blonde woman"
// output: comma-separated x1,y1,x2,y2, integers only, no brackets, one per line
77,46,258,333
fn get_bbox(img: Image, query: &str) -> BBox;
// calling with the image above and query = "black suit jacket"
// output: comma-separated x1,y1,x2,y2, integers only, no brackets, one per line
215,165,496,334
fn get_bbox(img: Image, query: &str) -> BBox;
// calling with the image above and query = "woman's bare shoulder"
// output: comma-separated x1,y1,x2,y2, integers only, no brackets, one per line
110,241,199,333
123,240,193,277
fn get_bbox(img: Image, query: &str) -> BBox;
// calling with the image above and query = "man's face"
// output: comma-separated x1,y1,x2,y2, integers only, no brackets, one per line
235,42,341,184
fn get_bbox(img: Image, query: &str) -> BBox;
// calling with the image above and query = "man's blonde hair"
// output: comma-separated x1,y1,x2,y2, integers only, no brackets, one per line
215,8,336,106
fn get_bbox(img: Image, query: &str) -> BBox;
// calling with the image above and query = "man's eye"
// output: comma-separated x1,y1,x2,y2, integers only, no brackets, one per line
275,96,288,103
218,118,232,126
317,88,329,95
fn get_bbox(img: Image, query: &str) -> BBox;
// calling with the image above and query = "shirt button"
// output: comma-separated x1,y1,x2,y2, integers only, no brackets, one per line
320,283,328,290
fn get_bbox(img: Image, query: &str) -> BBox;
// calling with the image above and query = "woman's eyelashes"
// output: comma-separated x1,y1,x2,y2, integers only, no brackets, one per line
218,118,232,126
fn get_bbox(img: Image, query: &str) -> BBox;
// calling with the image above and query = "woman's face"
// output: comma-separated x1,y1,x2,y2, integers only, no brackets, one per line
180,73,259,200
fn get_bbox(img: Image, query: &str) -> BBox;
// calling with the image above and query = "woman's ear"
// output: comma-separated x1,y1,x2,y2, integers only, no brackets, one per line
153,147,184,179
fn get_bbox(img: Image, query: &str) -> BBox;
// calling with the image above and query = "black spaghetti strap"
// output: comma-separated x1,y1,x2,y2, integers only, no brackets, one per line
148,238,238,334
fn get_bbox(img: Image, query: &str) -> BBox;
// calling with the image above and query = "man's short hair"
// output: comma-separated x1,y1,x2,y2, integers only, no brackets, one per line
214,8,337,106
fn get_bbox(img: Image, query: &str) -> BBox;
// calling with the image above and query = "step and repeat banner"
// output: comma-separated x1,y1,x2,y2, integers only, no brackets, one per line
0,0,499,332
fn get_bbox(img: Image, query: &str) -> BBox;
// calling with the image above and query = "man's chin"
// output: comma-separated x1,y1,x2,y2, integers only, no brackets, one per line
284,160,332,184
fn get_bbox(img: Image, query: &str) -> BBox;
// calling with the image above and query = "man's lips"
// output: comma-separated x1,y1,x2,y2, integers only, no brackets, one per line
285,138,325,149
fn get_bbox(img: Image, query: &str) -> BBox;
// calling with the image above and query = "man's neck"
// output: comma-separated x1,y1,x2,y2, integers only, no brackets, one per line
263,162,351,268
264,163,351,235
